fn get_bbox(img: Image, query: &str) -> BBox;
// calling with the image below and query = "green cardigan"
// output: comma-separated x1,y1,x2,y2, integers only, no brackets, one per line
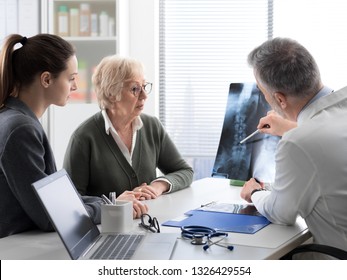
63,112,193,197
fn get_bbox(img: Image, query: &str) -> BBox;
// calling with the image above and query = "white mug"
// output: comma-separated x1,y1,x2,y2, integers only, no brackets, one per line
101,200,133,233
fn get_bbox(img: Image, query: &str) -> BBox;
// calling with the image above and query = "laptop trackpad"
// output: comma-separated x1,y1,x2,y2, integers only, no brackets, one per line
132,233,178,259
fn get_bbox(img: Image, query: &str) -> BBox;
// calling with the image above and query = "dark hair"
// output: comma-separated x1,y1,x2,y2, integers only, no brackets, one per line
247,37,321,98
0,33,75,105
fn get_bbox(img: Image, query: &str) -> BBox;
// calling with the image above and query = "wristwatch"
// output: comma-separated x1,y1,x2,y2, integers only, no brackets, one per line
250,188,264,196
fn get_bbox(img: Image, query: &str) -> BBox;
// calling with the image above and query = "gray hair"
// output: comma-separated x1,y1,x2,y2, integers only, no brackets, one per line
92,55,144,109
247,37,321,98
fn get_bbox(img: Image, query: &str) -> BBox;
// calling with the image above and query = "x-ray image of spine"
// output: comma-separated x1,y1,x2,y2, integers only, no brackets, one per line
212,83,279,182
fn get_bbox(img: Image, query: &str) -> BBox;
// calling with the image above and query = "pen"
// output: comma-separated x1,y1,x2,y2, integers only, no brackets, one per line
239,125,270,144
254,178,261,184
101,194,114,205
239,129,260,144
109,192,116,205
201,201,216,208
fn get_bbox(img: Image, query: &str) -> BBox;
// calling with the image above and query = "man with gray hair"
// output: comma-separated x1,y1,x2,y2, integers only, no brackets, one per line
241,37,347,259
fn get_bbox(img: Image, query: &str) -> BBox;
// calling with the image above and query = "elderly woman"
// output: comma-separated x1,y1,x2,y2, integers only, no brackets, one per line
63,55,193,218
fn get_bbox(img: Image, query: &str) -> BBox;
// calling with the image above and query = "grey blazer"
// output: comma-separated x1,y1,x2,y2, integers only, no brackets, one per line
0,97,101,238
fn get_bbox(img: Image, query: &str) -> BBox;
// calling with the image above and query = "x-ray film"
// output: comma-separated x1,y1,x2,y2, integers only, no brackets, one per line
212,83,280,182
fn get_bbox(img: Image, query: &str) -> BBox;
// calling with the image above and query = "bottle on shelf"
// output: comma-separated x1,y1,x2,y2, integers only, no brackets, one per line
79,3,91,36
91,13,98,37
99,11,109,37
70,8,79,37
73,59,88,102
57,5,69,36
108,17,115,36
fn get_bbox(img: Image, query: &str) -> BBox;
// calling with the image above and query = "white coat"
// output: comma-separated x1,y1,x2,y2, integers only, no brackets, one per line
252,86,347,252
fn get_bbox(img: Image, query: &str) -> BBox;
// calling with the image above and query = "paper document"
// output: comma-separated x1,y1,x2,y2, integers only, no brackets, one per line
200,202,262,216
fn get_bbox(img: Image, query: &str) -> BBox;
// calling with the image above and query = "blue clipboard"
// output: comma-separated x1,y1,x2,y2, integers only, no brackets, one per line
162,208,270,234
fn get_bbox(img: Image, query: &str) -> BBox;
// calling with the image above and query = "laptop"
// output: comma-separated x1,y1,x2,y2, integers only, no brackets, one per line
31,169,178,260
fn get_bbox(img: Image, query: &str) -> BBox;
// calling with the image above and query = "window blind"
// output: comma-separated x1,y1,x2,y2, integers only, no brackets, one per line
159,0,273,179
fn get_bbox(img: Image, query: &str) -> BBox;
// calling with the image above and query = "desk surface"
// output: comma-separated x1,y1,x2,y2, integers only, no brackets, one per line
0,177,311,260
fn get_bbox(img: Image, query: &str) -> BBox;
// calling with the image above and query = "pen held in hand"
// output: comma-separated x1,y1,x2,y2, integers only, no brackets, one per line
239,125,270,144
239,129,260,144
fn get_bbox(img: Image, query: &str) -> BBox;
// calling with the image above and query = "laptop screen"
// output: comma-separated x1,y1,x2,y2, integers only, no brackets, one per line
32,169,100,259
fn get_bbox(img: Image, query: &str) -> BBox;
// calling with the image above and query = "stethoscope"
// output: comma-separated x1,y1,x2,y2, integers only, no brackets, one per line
181,225,234,251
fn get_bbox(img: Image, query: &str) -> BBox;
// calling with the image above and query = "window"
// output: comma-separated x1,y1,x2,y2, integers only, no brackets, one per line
159,0,347,180
159,0,273,179
273,0,347,90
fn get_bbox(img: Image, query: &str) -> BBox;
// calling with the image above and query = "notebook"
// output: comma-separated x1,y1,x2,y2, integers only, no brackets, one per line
31,169,178,260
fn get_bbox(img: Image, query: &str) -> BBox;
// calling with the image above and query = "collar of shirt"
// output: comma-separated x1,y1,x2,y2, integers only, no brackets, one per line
297,86,333,124
101,110,143,165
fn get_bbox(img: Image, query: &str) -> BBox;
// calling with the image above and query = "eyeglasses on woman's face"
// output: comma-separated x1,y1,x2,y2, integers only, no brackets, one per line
129,82,153,97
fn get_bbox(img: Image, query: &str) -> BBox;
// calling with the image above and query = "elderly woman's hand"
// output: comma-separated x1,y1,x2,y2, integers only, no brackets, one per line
133,181,169,200
117,191,149,219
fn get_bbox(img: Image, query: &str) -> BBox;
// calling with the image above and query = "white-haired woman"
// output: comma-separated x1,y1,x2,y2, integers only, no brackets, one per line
63,55,193,219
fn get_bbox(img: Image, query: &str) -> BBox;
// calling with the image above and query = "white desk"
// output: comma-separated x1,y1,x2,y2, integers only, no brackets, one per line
0,177,311,260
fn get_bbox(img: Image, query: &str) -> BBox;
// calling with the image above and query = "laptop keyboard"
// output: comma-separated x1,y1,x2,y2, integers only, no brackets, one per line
91,234,144,260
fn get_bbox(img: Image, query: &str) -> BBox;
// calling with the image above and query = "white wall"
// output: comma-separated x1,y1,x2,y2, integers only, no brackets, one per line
49,103,100,169
128,0,158,116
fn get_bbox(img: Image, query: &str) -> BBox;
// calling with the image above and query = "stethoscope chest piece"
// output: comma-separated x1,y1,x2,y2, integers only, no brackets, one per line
190,233,207,245
181,225,233,251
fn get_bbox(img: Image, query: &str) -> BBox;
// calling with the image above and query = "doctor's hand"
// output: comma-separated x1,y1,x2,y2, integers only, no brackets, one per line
117,191,149,219
240,178,264,203
257,110,297,137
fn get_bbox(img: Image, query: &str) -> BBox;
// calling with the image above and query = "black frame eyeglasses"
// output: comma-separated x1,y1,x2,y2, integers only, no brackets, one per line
139,214,160,233
130,82,152,97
